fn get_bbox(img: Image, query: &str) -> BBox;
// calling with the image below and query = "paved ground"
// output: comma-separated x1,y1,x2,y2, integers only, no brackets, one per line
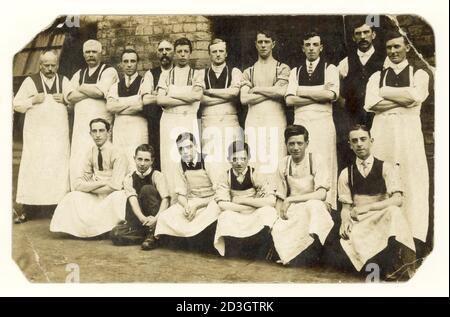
12,218,363,283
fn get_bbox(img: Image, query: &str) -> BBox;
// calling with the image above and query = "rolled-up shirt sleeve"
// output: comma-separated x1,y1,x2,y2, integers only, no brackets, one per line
123,173,137,198
13,77,36,113
74,148,94,189
325,64,340,101
254,171,276,198
193,69,206,90
383,162,403,196
240,67,253,88
108,150,128,190
274,157,288,200
364,71,383,112
106,82,119,100
154,170,170,199
338,168,353,205
276,63,291,84
285,68,298,97
230,68,243,89
157,71,169,93
97,67,119,97
214,172,231,203
408,69,429,104
338,57,349,79
312,153,331,192
174,163,188,197
141,70,155,96
62,76,73,104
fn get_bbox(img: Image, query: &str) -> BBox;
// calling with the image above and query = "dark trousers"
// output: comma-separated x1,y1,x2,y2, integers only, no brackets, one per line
224,227,273,260
147,114,161,171
110,185,161,246
19,204,57,219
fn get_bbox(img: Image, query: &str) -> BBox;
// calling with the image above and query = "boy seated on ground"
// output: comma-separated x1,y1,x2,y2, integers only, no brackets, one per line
110,144,170,250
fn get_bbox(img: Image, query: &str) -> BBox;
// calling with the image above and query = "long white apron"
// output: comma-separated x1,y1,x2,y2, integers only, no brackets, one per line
214,186,278,256
340,194,416,271
113,95,148,170
371,69,429,241
245,99,286,179
271,157,333,264
155,168,219,238
70,91,112,190
17,76,70,205
160,84,201,196
201,102,243,181
294,86,337,210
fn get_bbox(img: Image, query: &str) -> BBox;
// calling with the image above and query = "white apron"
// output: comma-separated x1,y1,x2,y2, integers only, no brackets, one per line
340,194,416,271
113,95,149,170
271,156,334,264
201,102,243,181
294,74,338,210
16,75,70,205
50,190,127,238
155,166,219,238
214,180,277,256
70,87,112,190
371,67,429,241
160,84,201,197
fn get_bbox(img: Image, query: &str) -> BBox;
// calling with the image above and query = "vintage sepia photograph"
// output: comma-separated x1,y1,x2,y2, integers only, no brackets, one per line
10,13,437,284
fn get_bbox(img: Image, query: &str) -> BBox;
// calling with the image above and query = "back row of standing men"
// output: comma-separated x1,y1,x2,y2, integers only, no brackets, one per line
14,19,430,261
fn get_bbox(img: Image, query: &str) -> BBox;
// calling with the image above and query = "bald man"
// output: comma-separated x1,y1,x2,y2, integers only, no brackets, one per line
13,51,72,222
67,39,119,190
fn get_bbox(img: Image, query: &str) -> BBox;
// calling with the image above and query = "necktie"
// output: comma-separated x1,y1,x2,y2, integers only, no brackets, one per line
307,62,313,76
361,161,369,177
98,148,103,171
236,172,245,184
187,162,194,169
126,76,130,88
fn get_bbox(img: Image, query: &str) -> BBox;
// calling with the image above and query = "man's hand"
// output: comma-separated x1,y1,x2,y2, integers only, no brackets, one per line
350,205,370,221
32,93,45,105
142,216,157,227
280,199,291,220
52,93,64,104
184,205,197,222
339,217,353,240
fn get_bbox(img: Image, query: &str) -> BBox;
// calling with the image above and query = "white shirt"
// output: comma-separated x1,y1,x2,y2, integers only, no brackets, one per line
306,57,321,74
211,63,226,78
383,58,409,74
124,72,139,87
338,46,376,78
355,155,374,177
70,64,119,97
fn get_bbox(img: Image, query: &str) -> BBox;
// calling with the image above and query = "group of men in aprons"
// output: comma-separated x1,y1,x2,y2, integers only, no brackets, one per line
13,17,431,280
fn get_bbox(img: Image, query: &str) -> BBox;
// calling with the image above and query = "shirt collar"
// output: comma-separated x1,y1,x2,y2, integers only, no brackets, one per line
356,154,374,167
306,57,320,70
88,64,100,75
384,57,409,73
357,46,375,58
232,166,248,177
125,72,139,84
184,152,199,167
136,167,152,179
40,72,56,86
97,141,112,152
211,63,226,75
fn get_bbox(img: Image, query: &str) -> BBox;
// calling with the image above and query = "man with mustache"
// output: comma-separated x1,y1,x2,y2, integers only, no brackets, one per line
336,18,385,170
364,30,430,258
107,49,150,168
50,118,128,238
142,39,175,171
13,51,71,222
67,39,119,190
285,31,339,211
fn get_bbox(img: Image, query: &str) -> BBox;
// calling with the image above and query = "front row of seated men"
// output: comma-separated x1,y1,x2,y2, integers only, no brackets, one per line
50,118,416,280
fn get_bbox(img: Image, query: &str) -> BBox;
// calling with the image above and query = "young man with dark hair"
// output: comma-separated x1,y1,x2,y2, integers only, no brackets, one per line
110,144,170,250
271,125,333,267
285,31,340,211
214,141,277,258
50,118,128,238
335,124,416,280
107,49,150,169
155,132,220,253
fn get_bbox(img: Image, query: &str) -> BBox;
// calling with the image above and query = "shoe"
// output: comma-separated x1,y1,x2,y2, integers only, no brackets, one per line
14,214,27,224
141,233,159,251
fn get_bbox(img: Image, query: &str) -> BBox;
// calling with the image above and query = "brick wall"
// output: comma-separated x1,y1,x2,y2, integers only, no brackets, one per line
93,15,213,73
